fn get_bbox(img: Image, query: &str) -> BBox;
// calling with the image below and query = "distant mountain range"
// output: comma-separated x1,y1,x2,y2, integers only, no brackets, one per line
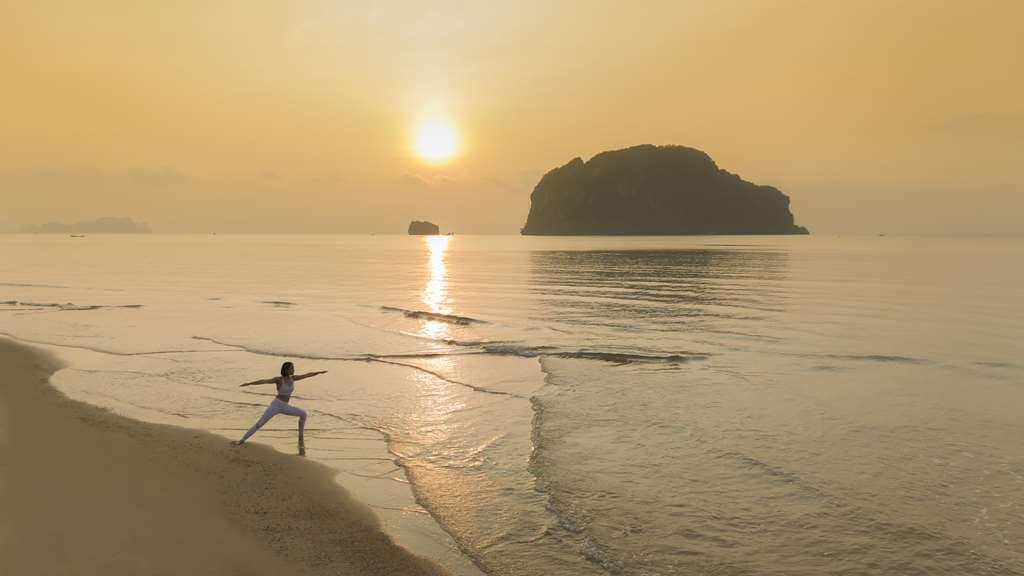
16,217,152,234
521,145,808,235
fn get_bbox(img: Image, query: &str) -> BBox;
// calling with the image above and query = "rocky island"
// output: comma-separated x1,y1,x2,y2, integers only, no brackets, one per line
407,220,440,235
521,145,808,235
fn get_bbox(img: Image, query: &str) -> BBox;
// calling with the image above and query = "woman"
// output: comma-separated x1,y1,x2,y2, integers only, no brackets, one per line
234,361,327,455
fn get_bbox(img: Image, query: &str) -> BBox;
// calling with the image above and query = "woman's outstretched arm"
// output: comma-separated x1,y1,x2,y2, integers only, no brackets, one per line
240,377,280,387
293,370,328,381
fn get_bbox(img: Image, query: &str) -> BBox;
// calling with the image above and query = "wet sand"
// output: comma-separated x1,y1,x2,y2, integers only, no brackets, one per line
0,337,448,576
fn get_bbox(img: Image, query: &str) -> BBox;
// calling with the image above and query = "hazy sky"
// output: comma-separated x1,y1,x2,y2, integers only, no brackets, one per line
2,0,1021,234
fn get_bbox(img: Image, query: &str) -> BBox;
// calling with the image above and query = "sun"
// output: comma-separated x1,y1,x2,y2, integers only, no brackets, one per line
414,119,458,163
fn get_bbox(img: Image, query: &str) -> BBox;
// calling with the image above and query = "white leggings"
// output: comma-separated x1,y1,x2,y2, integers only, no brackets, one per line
239,398,307,443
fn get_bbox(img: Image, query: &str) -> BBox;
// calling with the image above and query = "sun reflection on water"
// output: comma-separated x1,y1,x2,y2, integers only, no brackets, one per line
420,235,452,339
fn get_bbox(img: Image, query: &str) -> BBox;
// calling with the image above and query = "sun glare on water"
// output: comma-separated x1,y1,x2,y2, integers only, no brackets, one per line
414,119,458,163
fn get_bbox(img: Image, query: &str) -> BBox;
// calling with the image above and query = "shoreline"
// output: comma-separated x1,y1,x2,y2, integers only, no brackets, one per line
0,337,450,576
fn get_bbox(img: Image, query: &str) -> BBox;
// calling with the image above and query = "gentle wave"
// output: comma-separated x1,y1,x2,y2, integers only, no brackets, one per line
363,312,708,366
477,343,709,365
189,336,526,398
381,306,488,325
975,360,1022,370
0,332,240,358
822,353,928,364
361,356,526,398
1,300,143,311
191,331,708,369
789,352,931,365
527,389,608,573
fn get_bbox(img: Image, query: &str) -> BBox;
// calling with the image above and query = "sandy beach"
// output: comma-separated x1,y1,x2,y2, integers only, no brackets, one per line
0,337,448,576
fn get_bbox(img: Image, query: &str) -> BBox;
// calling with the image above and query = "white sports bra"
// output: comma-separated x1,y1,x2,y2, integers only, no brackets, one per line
276,375,294,399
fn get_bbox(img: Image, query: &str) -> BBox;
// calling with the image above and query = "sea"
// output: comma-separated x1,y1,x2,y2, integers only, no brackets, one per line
1,234,1021,575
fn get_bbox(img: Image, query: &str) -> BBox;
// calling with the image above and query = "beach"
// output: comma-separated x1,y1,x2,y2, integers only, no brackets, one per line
1,233,1021,575
0,337,447,576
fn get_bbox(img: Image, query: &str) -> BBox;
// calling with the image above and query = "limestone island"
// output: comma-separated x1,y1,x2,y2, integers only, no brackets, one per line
407,220,440,235
521,145,808,235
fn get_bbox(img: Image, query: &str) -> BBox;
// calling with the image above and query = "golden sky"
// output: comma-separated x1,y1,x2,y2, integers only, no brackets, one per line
1,0,1021,233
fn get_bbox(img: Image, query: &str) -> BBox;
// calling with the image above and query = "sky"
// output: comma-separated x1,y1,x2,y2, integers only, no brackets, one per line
1,0,1021,234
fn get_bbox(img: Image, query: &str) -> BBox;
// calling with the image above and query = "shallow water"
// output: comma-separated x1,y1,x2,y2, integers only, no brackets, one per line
1,234,1022,575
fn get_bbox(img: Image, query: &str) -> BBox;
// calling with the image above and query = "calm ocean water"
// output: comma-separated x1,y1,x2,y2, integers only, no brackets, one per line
1,234,1022,575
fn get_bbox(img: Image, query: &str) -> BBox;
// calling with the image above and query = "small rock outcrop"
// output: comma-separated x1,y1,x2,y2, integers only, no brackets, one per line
521,145,808,235
407,221,440,235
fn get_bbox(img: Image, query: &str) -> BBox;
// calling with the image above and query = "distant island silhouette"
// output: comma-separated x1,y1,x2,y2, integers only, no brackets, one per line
407,220,440,235
521,145,808,235
19,217,152,234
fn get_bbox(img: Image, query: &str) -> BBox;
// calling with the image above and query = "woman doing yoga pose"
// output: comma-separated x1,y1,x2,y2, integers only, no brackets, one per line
234,361,326,455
